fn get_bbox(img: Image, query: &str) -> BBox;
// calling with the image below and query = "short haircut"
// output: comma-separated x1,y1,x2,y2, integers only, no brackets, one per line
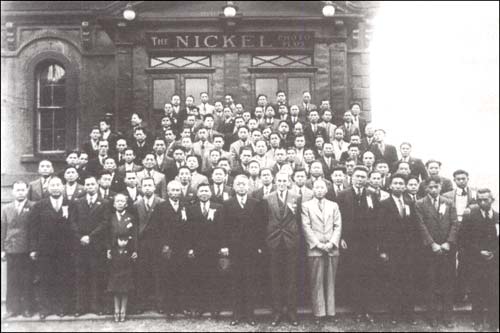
84,175,97,183
178,165,191,174
396,160,411,169
425,175,442,185
390,173,408,184
239,146,254,155
212,167,227,175
332,166,346,174
453,169,469,178
217,157,231,165
293,168,307,177
237,125,249,132
348,144,360,150
98,170,112,179
407,175,420,183
353,166,369,175
63,165,78,173
203,114,214,120
425,159,442,168
104,157,116,164
197,182,211,191
66,150,80,157
132,112,144,120
141,177,156,186
259,168,273,176
100,118,111,126
134,126,146,134
400,142,412,148
197,126,208,133
350,102,362,109
233,174,249,184
276,90,286,96
368,170,382,178
312,178,327,188
12,180,28,188
212,134,225,141
91,125,100,132
374,160,389,168
477,188,492,196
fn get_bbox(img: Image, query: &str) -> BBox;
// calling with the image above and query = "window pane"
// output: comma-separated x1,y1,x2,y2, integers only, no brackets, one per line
39,86,52,107
53,85,66,106
39,129,53,151
185,78,208,103
54,110,66,129
39,110,53,129
288,77,311,106
255,78,278,100
54,129,66,151
153,79,175,110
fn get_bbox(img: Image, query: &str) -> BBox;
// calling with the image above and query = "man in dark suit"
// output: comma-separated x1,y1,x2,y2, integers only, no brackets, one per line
263,173,300,326
87,140,110,177
134,177,166,313
336,166,380,323
350,103,367,138
319,142,338,180
417,160,454,197
27,160,54,202
71,176,109,316
377,174,420,325
460,189,499,331
250,168,275,202
99,118,120,157
81,126,101,160
61,166,86,202
220,174,265,326
152,137,176,176
130,127,153,164
97,170,117,202
185,183,223,318
122,171,142,207
392,142,428,181
1,181,36,318
210,167,234,204
360,123,376,153
101,158,125,194
370,129,398,167
304,110,328,146
28,177,76,319
298,91,317,119
415,176,459,328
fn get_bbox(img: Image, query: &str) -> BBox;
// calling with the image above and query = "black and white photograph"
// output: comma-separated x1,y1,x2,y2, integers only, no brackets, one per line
1,1,498,332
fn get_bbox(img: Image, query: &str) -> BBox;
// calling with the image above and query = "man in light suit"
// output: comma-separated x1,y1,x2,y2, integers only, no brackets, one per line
263,173,300,326
290,169,314,204
116,148,143,178
302,179,342,324
1,181,36,318
298,91,317,118
415,176,459,328
136,153,167,199
392,142,428,181
27,160,54,202
417,159,453,197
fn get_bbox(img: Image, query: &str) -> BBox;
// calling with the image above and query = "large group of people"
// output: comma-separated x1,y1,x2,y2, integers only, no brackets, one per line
1,91,498,330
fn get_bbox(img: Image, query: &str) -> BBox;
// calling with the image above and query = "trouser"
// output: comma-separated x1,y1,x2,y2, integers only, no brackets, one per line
75,248,105,313
470,260,499,326
6,253,32,314
162,254,185,313
344,249,377,314
308,255,338,317
232,252,258,320
424,251,456,321
135,246,163,310
38,254,74,315
189,254,221,312
269,243,298,315
385,255,416,315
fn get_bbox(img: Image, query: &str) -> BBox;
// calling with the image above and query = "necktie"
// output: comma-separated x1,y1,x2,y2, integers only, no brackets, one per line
202,203,208,217
337,185,342,193
239,197,245,209
318,199,323,212
279,191,285,204
461,189,467,196
54,200,60,212
400,198,406,217
298,187,303,197
88,198,93,208
16,202,23,215
145,201,150,211
433,198,439,211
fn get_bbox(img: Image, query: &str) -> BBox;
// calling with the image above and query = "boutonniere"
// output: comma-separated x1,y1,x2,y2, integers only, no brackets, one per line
495,223,499,237
181,207,187,221
96,202,101,205
126,222,133,229
207,208,216,221
62,206,69,218
223,192,229,201
404,204,411,216
439,203,447,216
471,190,477,200
287,202,297,215
125,217,131,221
366,195,374,209
23,207,30,212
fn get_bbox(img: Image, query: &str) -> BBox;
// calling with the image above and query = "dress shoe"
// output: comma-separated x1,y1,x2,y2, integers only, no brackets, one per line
22,310,33,318
114,312,120,322
39,313,48,321
74,312,81,318
364,313,374,324
247,319,257,326
314,316,323,325
120,311,126,322
429,319,438,328
271,313,281,326
287,313,299,326
230,319,240,326
442,319,454,328
2,311,18,320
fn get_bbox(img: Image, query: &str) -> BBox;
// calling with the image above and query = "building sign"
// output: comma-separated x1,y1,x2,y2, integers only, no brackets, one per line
146,32,314,50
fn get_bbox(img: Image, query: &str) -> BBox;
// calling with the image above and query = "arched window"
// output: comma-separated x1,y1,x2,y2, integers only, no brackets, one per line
36,63,67,152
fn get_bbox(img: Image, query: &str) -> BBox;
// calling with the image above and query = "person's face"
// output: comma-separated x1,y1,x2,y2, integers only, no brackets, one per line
168,183,182,200
265,107,275,118
400,144,411,157
277,92,286,103
223,108,233,118
66,153,79,167
173,150,185,162
215,102,223,112
161,117,172,128
153,140,166,154
426,181,441,198
343,112,353,123
254,107,264,118
454,173,469,189
275,173,289,192
348,147,360,158
83,178,97,195
99,175,112,189
365,125,375,137
104,159,117,172
124,151,135,163
287,150,297,162
200,93,209,103
125,173,138,188
275,150,286,163
142,180,156,197
295,137,305,148
303,93,311,103
171,96,180,106
427,162,440,176
116,140,127,153
238,128,249,140
64,168,79,183
320,101,330,110
134,130,146,142
322,112,332,122
197,186,212,202
397,163,411,175
236,104,244,113
313,181,327,199
233,177,249,195
165,130,176,142
258,96,267,106
279,105,288,115
164,103,173,114
346,161,356,175
352,170,368,188
310,163,323,177
334,129,344,140
290,105,300,116
186,157,199,171
99,121,110,132
309,112,319,123
234,118,245,128
407,179,419,194
270,135,280,148
323,144,334,157
12,184,28,201
90,129,101,140
304,150,315,163
248,120,258,131
198,129,208,141
113,196,128,211
143,155,156,169
242,112,251,123
248,163,260,176
390,178,406,196
278,123,289,134
185,96,194,106
240,151,252,165
181,138,193,150
225,95,233,104
204,118,214,129
48,179,64,197
369,173,382,188
374,130,385,143
209,151,221,164
376,163,389,175
293,172,307,186
255,141,267,155
261,170,274,186
189,109,199,118
262,128,272,139
181,129,192,138
218,161,230,172
477,192,493,211
185,116,196,127
213,137,224,149
99,142,109,155
131,114,142,127
212,169,225,184
79,154,88,167
350,136,361,145
351,104,361,116
332,171,345,184
179,169,192,184
363,153,375,167
315,138,324,151
293,124,304,136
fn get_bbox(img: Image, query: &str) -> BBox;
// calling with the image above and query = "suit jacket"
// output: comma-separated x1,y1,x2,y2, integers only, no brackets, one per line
305,178,335,201
136,169,167,199
251,185,276,202
28,198,76,256
156,199,188,255
1,200,36,253
134,196,166,251
117,163,143,178
318,121,336,142
332,140,349,161
338,123,360,142
298,103,317,118
81,140,100,159
290,185,314,204
153,154,175,176
377,196,421,258
192,140,215,158
415,195,458,247
130,140,153,164
352,117,367,138
319,156,338,180
442,187,478,221
63,183,86,202
229,140,251,160
27,177,52,202
304,124,328,146
417,176,454,198
87,156,107,176
71,196,109,252
221,196,265,255
210,184,234,204
179,184,197,204
370,143,398,167
107,210,138,253
301,198,342,257
392,157,428,181
361,137,377,153
263,192,301,250
461,207,499,263
186,201,223,259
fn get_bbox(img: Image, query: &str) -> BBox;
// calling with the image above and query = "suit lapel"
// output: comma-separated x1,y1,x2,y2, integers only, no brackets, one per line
424,196,440,220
